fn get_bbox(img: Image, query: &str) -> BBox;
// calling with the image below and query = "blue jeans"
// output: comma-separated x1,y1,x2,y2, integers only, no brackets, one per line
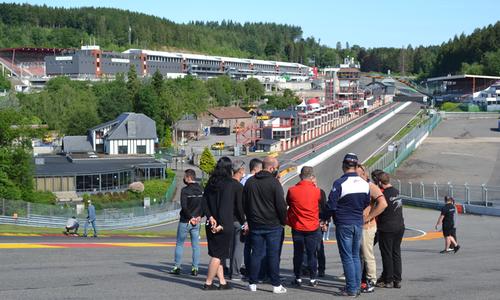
249,225,283,287
174,222,201,269
336,224,363,294
84,219,97,236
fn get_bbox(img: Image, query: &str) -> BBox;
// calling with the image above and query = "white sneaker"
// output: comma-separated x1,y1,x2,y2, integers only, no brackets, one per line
273,285,287,294
248,284,257,292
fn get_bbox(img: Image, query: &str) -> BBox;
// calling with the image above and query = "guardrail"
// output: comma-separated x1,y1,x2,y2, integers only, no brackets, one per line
0,199,181,229
439,111,500,119
0,176,180,229
395,180,500,208
368,113,441,174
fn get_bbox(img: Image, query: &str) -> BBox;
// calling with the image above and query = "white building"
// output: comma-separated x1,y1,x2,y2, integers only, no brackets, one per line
472,82,500,111
88,113,158,155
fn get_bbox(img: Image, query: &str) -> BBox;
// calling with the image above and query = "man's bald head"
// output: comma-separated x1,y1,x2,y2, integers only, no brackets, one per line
262,156,279,171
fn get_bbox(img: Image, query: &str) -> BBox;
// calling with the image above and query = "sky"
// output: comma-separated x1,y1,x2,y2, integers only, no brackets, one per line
7,0,500,48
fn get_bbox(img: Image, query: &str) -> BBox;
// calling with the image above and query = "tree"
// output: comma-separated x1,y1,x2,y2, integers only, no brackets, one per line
127,65,141,110
151,68,164,95
0,72,10,90
482,49,500,75
336,41,342,51
94,74,132,122
245,78,264,103
162,126,172,148
199,147,216,176
266,89,301,109
460,62,484,75
0,109,36,200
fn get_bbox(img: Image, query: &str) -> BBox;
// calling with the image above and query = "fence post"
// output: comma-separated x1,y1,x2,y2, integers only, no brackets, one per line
484,186,488,207
464,183,470,205
397,179,401,191
409,182,413,198
481,184,487,206
27,202,31,219
434,182,438,201
2,198,4,216
447,182,454,198
420,182,425,200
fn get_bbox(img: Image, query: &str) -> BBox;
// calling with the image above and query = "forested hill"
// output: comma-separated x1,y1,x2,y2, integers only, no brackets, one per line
0,3,499,77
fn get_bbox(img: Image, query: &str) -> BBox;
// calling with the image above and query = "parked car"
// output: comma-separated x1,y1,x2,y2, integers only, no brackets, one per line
211,141,225,150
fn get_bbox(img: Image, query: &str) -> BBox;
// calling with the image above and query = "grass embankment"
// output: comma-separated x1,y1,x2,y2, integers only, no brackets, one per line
393,111,428,141
365,110,427,168
0,224,180,237
0,224,297,238
364,153,384,168
82,169,176,210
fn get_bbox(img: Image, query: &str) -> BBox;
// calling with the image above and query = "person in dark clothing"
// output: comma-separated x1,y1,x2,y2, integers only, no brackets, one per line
243,156,287,294
435,196,460,254
241,158,263,279
228,160,247,281
376,172,405,289
170,169,204,276
316,180,328,278
203,157,240,291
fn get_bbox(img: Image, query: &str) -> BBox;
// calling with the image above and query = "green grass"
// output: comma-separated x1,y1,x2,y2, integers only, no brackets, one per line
0,224,298,238
364,152,384,168
0,224,179,237
393,112,428,141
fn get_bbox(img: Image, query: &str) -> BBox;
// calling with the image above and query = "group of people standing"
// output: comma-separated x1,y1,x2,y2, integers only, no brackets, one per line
170,152,407,297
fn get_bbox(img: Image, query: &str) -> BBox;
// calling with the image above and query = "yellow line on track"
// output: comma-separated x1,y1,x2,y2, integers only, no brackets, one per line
0,243,64,249
0,231,442,249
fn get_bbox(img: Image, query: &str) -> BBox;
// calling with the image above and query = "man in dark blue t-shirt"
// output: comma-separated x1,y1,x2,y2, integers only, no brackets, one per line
326,153,370,296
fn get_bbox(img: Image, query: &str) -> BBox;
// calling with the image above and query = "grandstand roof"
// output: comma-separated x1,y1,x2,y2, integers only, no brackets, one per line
426,74,500,82
123,48,309,69
0,47,67,53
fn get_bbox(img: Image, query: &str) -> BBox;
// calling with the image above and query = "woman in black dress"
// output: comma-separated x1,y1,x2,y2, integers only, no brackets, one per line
203,157,236,290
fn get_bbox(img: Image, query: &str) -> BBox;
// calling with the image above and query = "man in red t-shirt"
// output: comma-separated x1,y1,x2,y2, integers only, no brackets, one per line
287,166,323,287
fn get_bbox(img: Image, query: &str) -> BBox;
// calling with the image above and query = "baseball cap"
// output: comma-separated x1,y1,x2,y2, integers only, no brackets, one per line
343,153,359,166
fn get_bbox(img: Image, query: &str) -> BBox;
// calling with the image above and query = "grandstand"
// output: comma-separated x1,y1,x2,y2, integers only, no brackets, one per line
0,48,65,78
1,46,312,89
44,46,311,81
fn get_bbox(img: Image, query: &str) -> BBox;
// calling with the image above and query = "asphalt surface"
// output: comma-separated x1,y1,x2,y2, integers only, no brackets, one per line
283,101,422,192
1,207,499,300
395,117,500,186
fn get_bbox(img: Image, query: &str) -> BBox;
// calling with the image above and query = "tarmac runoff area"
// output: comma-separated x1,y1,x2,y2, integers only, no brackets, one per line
395,117,500,186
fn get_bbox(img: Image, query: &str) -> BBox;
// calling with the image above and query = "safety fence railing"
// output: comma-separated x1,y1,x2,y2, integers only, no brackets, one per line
0,177,180,229
0,198,180,229
439,111,499,120
395,180,500,207
368,113,441,174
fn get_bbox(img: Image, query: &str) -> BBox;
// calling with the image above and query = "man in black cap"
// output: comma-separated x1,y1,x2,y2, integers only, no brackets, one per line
325,153,370,297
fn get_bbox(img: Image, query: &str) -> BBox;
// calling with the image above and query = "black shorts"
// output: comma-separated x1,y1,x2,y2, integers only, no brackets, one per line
443,227,456,237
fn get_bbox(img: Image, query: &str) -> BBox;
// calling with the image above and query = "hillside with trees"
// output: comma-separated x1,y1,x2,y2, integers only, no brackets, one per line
0,3,499,78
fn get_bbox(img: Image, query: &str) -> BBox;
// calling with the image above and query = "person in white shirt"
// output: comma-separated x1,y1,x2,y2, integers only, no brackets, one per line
65,216,79,234
240,158,262,186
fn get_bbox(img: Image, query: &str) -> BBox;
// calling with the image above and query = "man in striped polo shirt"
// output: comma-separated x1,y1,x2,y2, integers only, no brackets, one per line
327,153,370,297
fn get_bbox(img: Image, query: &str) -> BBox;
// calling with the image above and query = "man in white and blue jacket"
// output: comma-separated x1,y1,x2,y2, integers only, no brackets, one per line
326,153,370,296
